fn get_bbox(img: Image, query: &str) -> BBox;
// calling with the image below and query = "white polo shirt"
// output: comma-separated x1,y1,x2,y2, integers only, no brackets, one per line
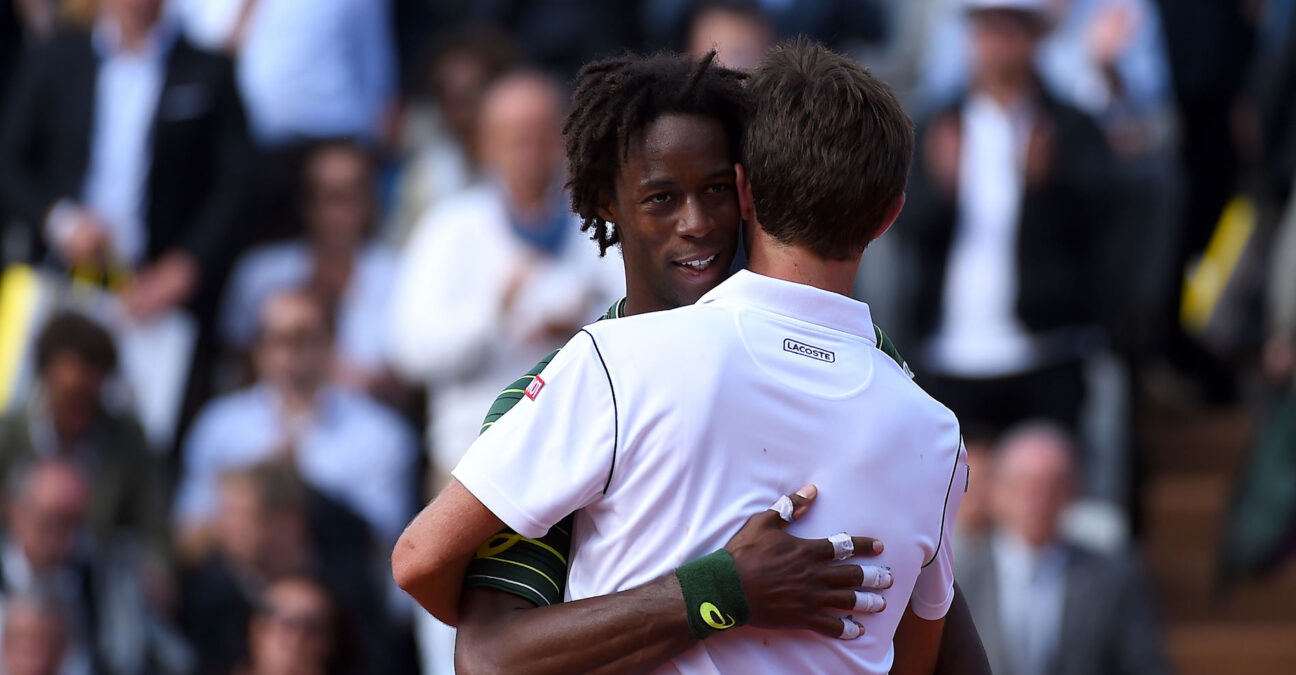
454,270,968,674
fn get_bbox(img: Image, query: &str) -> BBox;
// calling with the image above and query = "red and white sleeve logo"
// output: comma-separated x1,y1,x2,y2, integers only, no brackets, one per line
524,376,546,400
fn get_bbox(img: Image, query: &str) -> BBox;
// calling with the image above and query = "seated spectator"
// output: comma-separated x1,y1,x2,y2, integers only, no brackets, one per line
2,459,187,674
957,422,1171,675
221,140,399,395
182,463,377,675
0,0,250,323
176,288,417,561
684,0,776,70
952,425,998,555
1,591,71,675
0,312,165,555
897,0,1127,433
387,71,622,484
385,27,517,247
239,576,342,675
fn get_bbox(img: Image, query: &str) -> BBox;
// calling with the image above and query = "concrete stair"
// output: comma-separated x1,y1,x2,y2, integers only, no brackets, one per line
1140,406,1296,675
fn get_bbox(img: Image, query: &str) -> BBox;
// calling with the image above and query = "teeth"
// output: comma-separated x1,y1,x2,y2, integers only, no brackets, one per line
682,254,717,271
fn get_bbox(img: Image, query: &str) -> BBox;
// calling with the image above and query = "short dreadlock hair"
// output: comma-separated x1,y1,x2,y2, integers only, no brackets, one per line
563,50,749,256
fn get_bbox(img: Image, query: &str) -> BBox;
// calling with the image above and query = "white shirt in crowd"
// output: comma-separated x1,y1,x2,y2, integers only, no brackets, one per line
455,270,967,674
174,0,395,145
50,20,175,266
386,183,623,473
928,92,1039,378
220,241,397,373
174,384,417,543
992,532,1068,675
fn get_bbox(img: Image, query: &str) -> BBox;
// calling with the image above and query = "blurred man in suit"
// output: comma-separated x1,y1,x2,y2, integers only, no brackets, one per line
0,0,250,323
956,422,1170,675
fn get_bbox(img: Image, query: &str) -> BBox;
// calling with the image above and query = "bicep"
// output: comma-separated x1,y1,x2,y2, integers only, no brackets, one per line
392,479,506,624
893,602,947,675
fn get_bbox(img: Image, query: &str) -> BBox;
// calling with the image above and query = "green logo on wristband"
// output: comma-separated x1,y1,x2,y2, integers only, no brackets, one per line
700,602,737,630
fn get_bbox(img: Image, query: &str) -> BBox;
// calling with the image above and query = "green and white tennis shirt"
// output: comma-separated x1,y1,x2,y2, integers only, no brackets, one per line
462,295,913,608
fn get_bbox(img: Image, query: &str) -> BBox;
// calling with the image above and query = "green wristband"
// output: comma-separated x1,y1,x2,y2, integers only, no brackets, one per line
674,549,751,640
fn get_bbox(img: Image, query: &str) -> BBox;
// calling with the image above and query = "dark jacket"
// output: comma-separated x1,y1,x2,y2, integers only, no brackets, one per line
898,89,1132,352
958,539,1172,675
0,27,251,291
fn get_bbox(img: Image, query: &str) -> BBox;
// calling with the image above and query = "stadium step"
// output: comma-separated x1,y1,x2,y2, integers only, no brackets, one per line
1139,404,1296,673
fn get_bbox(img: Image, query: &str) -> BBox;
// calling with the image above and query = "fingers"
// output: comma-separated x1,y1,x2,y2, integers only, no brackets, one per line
821,588,887,614
854,591,886,614
767,484,817,525
807,614,865,640
820,535,883,560
823,564,894,590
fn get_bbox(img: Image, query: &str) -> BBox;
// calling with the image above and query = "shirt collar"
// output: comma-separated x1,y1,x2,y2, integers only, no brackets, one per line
92,15,177,60
697,270,876,344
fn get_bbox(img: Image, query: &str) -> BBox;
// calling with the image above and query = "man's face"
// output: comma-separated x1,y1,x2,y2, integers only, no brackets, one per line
992,437,1074,548
304,148,373,253
254,295,331,395
605,114,740,313
970,10,1043,81
41,354,105,442
249,580,335,675
7,465,89,572
478,78,564,203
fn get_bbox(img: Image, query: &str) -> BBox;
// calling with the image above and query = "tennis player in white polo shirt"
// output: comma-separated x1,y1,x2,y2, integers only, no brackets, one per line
401,40,969,673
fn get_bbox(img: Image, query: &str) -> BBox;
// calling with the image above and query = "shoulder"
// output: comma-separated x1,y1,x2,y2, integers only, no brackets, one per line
409,185,505,247
170,36,235,76
193,388,264,429
329,389,413,441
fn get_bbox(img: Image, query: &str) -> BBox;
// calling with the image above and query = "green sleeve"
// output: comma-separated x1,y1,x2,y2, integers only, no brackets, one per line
463,515,574,607
873,323,913,378
478,349,560,435
467,349,572,607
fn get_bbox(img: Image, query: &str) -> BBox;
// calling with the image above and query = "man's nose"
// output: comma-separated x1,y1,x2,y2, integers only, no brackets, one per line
677,196,715,238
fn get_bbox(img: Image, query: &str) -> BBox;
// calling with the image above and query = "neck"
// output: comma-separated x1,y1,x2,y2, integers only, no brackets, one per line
509,183,552,221
975,69,1033,108
115,14,159,51
745,226,859,297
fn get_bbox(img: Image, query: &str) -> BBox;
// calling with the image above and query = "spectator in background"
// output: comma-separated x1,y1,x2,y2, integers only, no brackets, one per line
0,0,250,323
684,0,776,70
176,288,417,561
1,591,71,675
1,459,188,674
957,423,1170,675
385,27,517,247
0,313,165,556
387,71,622,486
952,426,998,555
182,464,378,675
221,140,399,396
898,0,1126,433
239,576,342,675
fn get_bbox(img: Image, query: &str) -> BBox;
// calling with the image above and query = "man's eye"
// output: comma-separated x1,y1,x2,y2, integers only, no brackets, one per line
706,183,732,194
643,193,671,205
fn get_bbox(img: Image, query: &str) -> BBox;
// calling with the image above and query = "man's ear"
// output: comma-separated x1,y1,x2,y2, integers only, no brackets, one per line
735,163,756,222
872,192,906,242
597,197,617,225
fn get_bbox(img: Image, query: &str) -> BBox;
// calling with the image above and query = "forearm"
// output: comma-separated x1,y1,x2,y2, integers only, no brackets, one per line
892,603,945,675
456,579,696,675
932,583,990,675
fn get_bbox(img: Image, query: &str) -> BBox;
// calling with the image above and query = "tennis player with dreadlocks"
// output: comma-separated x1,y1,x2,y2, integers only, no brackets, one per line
396,49,988,674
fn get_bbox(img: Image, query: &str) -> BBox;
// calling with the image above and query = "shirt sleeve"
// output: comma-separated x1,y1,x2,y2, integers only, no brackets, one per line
910,440,969,621
463,515,574,607
452,330,617,539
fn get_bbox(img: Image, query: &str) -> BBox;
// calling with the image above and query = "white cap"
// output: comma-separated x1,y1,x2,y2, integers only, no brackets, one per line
962,0,1050,14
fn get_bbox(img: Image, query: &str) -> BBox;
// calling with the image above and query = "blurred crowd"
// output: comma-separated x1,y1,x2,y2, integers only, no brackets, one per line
0,0,1291,673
